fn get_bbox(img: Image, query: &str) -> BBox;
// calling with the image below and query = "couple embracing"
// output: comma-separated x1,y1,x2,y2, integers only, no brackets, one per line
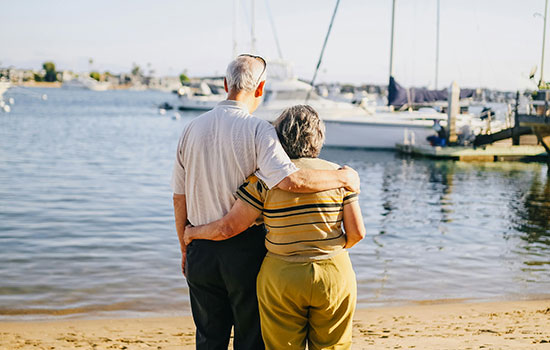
171,54,365,350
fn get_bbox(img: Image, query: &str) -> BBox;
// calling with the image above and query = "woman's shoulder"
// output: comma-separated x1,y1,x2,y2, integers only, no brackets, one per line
292,157,340,171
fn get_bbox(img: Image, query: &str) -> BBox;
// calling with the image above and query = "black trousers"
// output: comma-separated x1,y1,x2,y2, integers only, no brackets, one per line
185,224,267,350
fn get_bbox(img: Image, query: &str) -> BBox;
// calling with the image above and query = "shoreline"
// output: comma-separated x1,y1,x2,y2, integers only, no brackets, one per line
3,294,550,321
1,299,549,349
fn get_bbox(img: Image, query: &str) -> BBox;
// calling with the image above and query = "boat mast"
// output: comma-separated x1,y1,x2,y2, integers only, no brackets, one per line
233,0,239,58
389,0,396,79
540,0,549,87
265,0,284,59
251,0,257,54
435,0,440,89
306,0,341,102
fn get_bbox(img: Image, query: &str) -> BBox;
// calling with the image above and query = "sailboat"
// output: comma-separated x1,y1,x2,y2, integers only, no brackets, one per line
253,60,450,148
251,0,455,149
180,1,492,149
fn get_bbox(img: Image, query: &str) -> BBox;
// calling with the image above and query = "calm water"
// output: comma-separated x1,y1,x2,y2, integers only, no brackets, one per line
1,88,549,320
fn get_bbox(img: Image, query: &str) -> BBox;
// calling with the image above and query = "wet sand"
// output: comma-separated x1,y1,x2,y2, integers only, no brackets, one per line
1,299,549,349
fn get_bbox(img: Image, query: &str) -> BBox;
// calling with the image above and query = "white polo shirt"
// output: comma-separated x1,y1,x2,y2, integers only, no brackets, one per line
171,100,298,226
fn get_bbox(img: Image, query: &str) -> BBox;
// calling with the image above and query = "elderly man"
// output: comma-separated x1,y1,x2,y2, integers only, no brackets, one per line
171,54,359,350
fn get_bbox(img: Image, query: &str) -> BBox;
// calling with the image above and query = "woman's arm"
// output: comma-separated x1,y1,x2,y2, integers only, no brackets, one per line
183,198,261,245
343,200,366,248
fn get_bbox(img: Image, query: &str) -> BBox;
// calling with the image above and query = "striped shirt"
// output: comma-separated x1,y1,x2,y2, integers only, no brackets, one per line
236,158,358,262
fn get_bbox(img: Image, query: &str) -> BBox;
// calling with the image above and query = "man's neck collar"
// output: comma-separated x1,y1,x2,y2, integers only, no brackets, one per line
226,90,256,114
218,100,250,114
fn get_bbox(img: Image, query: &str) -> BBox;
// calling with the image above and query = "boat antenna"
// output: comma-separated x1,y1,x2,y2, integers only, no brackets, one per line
264,0,284,59
306,0,341,102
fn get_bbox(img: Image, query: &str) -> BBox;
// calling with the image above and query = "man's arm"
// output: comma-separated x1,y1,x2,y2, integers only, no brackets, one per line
184,199,261,245
173,193,188,276
276,165,360,193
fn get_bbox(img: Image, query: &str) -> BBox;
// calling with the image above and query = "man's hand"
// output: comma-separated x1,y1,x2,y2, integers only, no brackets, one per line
184,224,195,245
173,193,188,277
340,165,360,193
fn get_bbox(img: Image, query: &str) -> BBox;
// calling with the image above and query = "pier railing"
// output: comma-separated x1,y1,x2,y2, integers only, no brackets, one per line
474,91,546,147
518,90,550,128
516,91,550,167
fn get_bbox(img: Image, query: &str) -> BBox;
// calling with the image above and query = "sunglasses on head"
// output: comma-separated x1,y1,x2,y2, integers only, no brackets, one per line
238,54,267,86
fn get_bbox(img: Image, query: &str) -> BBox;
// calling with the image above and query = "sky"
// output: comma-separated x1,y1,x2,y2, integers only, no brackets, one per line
1,0,547,91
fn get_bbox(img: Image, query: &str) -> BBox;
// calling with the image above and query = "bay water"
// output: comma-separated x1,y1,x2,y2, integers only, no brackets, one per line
1,88,549,320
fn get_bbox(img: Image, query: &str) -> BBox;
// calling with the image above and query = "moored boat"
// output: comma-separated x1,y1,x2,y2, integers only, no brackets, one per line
0,81,10,99
62,76,111,91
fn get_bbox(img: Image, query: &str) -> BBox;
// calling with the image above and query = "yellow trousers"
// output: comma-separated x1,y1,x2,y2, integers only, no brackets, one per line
257,251,357,350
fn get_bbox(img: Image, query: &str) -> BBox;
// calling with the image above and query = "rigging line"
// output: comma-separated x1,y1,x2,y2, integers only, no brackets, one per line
241,2,250,31
264,0,283,59
240,2,251,50
306,0,341,103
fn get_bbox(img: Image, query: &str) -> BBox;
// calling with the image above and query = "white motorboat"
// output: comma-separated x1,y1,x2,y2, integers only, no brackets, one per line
253,61,454,149
0,81,10,99
62,76,111,91
178,80,226,111
178,92,224,110
255,61,507,149
0,81,12,112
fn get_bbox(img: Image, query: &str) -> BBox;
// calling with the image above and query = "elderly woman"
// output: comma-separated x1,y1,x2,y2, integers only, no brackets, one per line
184,105,365,350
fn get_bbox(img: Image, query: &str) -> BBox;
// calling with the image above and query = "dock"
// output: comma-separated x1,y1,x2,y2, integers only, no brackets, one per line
396,143,547,162
518,91,550,170
396,88,550,170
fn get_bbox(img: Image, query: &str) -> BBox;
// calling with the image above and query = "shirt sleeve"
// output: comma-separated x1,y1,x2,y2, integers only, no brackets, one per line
254,122,298,189
170,135,186,194
236,175,267,211
343,191,358,205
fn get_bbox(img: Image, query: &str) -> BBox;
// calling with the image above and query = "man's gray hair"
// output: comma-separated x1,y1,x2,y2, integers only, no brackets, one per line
273,105,325,159
225,56,266,92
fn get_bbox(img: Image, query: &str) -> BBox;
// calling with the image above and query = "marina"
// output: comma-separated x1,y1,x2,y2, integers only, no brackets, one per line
1,0,550,348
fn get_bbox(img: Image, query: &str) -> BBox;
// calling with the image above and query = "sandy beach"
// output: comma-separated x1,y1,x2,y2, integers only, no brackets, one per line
1,299,549,349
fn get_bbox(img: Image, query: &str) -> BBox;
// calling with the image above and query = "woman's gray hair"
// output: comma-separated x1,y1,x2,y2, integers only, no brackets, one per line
225,56,266,92
273,105,325,159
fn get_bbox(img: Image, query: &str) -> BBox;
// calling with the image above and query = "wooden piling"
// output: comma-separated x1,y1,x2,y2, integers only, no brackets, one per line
447,81,459,144
513,91,521,145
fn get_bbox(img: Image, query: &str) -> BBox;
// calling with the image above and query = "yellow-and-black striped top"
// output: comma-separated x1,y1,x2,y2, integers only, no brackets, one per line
236,158,358,261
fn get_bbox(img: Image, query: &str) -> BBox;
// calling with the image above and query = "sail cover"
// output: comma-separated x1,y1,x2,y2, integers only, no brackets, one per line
388,76,476,107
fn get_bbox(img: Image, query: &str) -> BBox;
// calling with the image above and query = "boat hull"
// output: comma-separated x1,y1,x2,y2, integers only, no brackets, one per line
255,106,438,149
322,119,433,149
62,78,110,91
0,81,10,99
178,97,221,111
